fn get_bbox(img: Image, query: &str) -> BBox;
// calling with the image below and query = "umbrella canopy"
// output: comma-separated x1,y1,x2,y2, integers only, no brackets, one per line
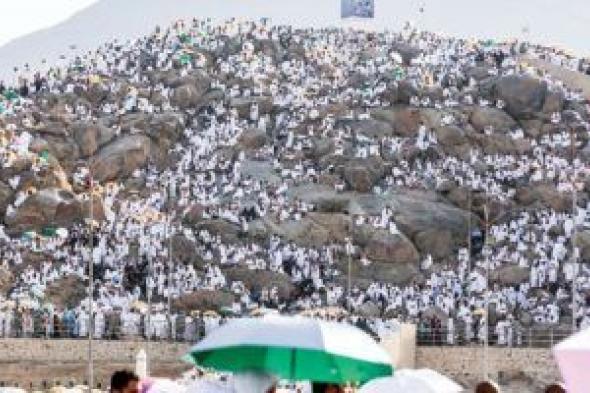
186,315,393,384
359,369,463,393
553,327,590,393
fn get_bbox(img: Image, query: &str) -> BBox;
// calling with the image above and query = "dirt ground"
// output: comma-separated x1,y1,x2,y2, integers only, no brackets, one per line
0,361,192,390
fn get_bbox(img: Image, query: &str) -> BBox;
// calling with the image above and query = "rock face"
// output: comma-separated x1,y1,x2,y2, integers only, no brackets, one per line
288,184,477,261
384,190,477,258
491,265,530,285
491,76,548,119
238,128,269,150
469,107,518,133
71,121,115,157
342,158,385,192
0,181,12,217
230,96,273,118
372,106,423,137
171,84,205,109
45,275,86,309
90,135,152,182
5,188,88,233
515,184,572,212
353,224,419,264
172,290,234,312
223,267,295,301
414,229,454,259
390,43,422,65
574,231,590,260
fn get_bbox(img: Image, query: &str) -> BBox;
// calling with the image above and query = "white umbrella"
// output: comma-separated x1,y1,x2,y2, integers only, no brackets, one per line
185,380,233,393
187,315,392,384
359,369,463,393
142,378,187,393
553,327,590,393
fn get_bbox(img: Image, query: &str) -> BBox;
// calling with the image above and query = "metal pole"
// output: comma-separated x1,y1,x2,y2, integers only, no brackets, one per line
167,204,173,340
146,227,152,375
467,189,472,273
570,127,578,333
88,175,94,393
484,204,490,382
347,254,352,312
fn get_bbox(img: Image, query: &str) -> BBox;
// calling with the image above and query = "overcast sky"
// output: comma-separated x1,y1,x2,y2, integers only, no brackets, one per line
0,0,98,47
0,0,588,81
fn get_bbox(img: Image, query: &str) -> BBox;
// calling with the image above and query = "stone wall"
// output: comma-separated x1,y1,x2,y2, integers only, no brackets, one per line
416,346,561,389
0,339,563,391
0,339,191,388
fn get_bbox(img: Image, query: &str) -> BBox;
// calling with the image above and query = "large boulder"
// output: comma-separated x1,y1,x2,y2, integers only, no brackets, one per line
574,231,590,261
230,96,273,118
45,275,86,309
435,125,466,147
341,259,420,287
353,224,419,265
469,107,517,133
414,229,454,259
492,75,548,119
0,181,12,217
0,265,14,296
90,135,152,182
223,267,296,301
170,84,205,109
491,265,530,285
195,219,240,244
515,184,571,212
349,119,394,139
238,128,269,150
342,157,385,193
172,290,233,312
70,121,115,157
390,43,422,65
4,188,89,233
371,106,423,137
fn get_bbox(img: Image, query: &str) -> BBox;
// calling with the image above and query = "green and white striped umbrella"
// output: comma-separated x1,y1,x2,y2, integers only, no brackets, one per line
185,316,393,384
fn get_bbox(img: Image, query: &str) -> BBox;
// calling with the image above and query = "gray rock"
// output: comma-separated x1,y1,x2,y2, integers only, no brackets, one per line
223,267,296,302
350,119,394,139
470,107,517,133
0,181,13,217
574,231,590,261
492,75,548,119
4,188,90,233
90,134,152,182
343,157,385,193
173,290,234,312
414,229,454,259
70,121,115,157
491,265,530,285
238,128,269,150
229,96,274,118
353,224,420,265
171,84,203,109
371,106,423,137
390,43,422,65
515,184,572,212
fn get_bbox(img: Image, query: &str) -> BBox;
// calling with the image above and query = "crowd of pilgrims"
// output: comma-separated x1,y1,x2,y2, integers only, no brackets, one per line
0,18,590,346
